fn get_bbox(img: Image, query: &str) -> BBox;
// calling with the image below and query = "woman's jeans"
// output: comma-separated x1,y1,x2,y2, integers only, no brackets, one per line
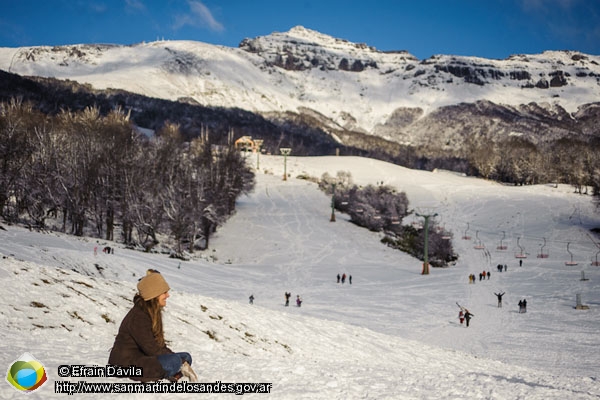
157,352,192,377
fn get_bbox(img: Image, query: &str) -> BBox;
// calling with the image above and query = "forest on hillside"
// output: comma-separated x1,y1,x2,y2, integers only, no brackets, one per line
0,99,254,256
2,69,599,196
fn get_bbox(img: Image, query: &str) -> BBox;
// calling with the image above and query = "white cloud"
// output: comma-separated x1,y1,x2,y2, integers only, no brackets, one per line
173,0,224,33
125,0,147,13
520,0,581,13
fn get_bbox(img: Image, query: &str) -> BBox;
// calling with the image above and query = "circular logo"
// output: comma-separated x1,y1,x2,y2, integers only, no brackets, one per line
6,353,48,393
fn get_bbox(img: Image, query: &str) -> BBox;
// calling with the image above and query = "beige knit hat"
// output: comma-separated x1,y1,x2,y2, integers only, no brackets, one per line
137,270,170,301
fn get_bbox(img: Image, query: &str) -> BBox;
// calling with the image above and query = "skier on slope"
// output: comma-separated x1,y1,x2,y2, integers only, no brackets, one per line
464,309,474,327
109,270,198,383
456,303,474,327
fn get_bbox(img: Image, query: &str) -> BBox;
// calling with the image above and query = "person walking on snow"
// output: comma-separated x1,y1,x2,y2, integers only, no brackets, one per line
285,292,291,307
464,309,474,327
458,310,464,325
296,295,302,307
249,294,254,305
109,270,198,383
494,292,505,307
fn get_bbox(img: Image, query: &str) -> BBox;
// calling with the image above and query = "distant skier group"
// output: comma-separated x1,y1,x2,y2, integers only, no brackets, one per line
336,273,352,284
459,258,530,327
248,292,303,307
518,299,528,313
284,291,302,307
468,270,491,283
249,272,357,309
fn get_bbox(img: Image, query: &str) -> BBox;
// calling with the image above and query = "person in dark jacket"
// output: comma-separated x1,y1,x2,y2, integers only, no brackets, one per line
285,292,291,306
494,292,505,308
464,309,474,327
109,270,198,382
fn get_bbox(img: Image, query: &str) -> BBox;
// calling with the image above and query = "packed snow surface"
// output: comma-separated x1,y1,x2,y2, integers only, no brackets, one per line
1,155,599,399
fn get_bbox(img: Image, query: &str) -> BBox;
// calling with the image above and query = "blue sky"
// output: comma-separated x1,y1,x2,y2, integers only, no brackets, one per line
0,0,598,60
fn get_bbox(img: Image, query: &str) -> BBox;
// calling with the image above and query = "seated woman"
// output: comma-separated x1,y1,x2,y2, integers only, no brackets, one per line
109,270,198,382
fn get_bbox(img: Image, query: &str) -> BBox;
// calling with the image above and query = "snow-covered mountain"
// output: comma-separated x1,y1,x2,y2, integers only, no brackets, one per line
1,26,599,148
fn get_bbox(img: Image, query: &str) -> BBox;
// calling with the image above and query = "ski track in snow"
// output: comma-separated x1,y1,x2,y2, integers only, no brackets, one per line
0,155,599,399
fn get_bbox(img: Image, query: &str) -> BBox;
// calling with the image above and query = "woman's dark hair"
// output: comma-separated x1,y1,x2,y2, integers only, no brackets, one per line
134,294,165,347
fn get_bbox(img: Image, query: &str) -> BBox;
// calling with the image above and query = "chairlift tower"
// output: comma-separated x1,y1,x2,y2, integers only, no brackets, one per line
254,139,263,170
330,183,336,222
279,148,291,181
416,212,438,275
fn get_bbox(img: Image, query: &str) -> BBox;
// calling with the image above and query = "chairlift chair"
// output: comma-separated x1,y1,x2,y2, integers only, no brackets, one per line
462,223,472,240
497,231,507,250
515,236,527,258
591,246,600,266
473,230,485,249
537,237,549,258
565,242,578,266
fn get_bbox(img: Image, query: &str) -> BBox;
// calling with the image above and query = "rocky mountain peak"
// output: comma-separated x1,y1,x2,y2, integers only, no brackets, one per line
239,26,416,72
